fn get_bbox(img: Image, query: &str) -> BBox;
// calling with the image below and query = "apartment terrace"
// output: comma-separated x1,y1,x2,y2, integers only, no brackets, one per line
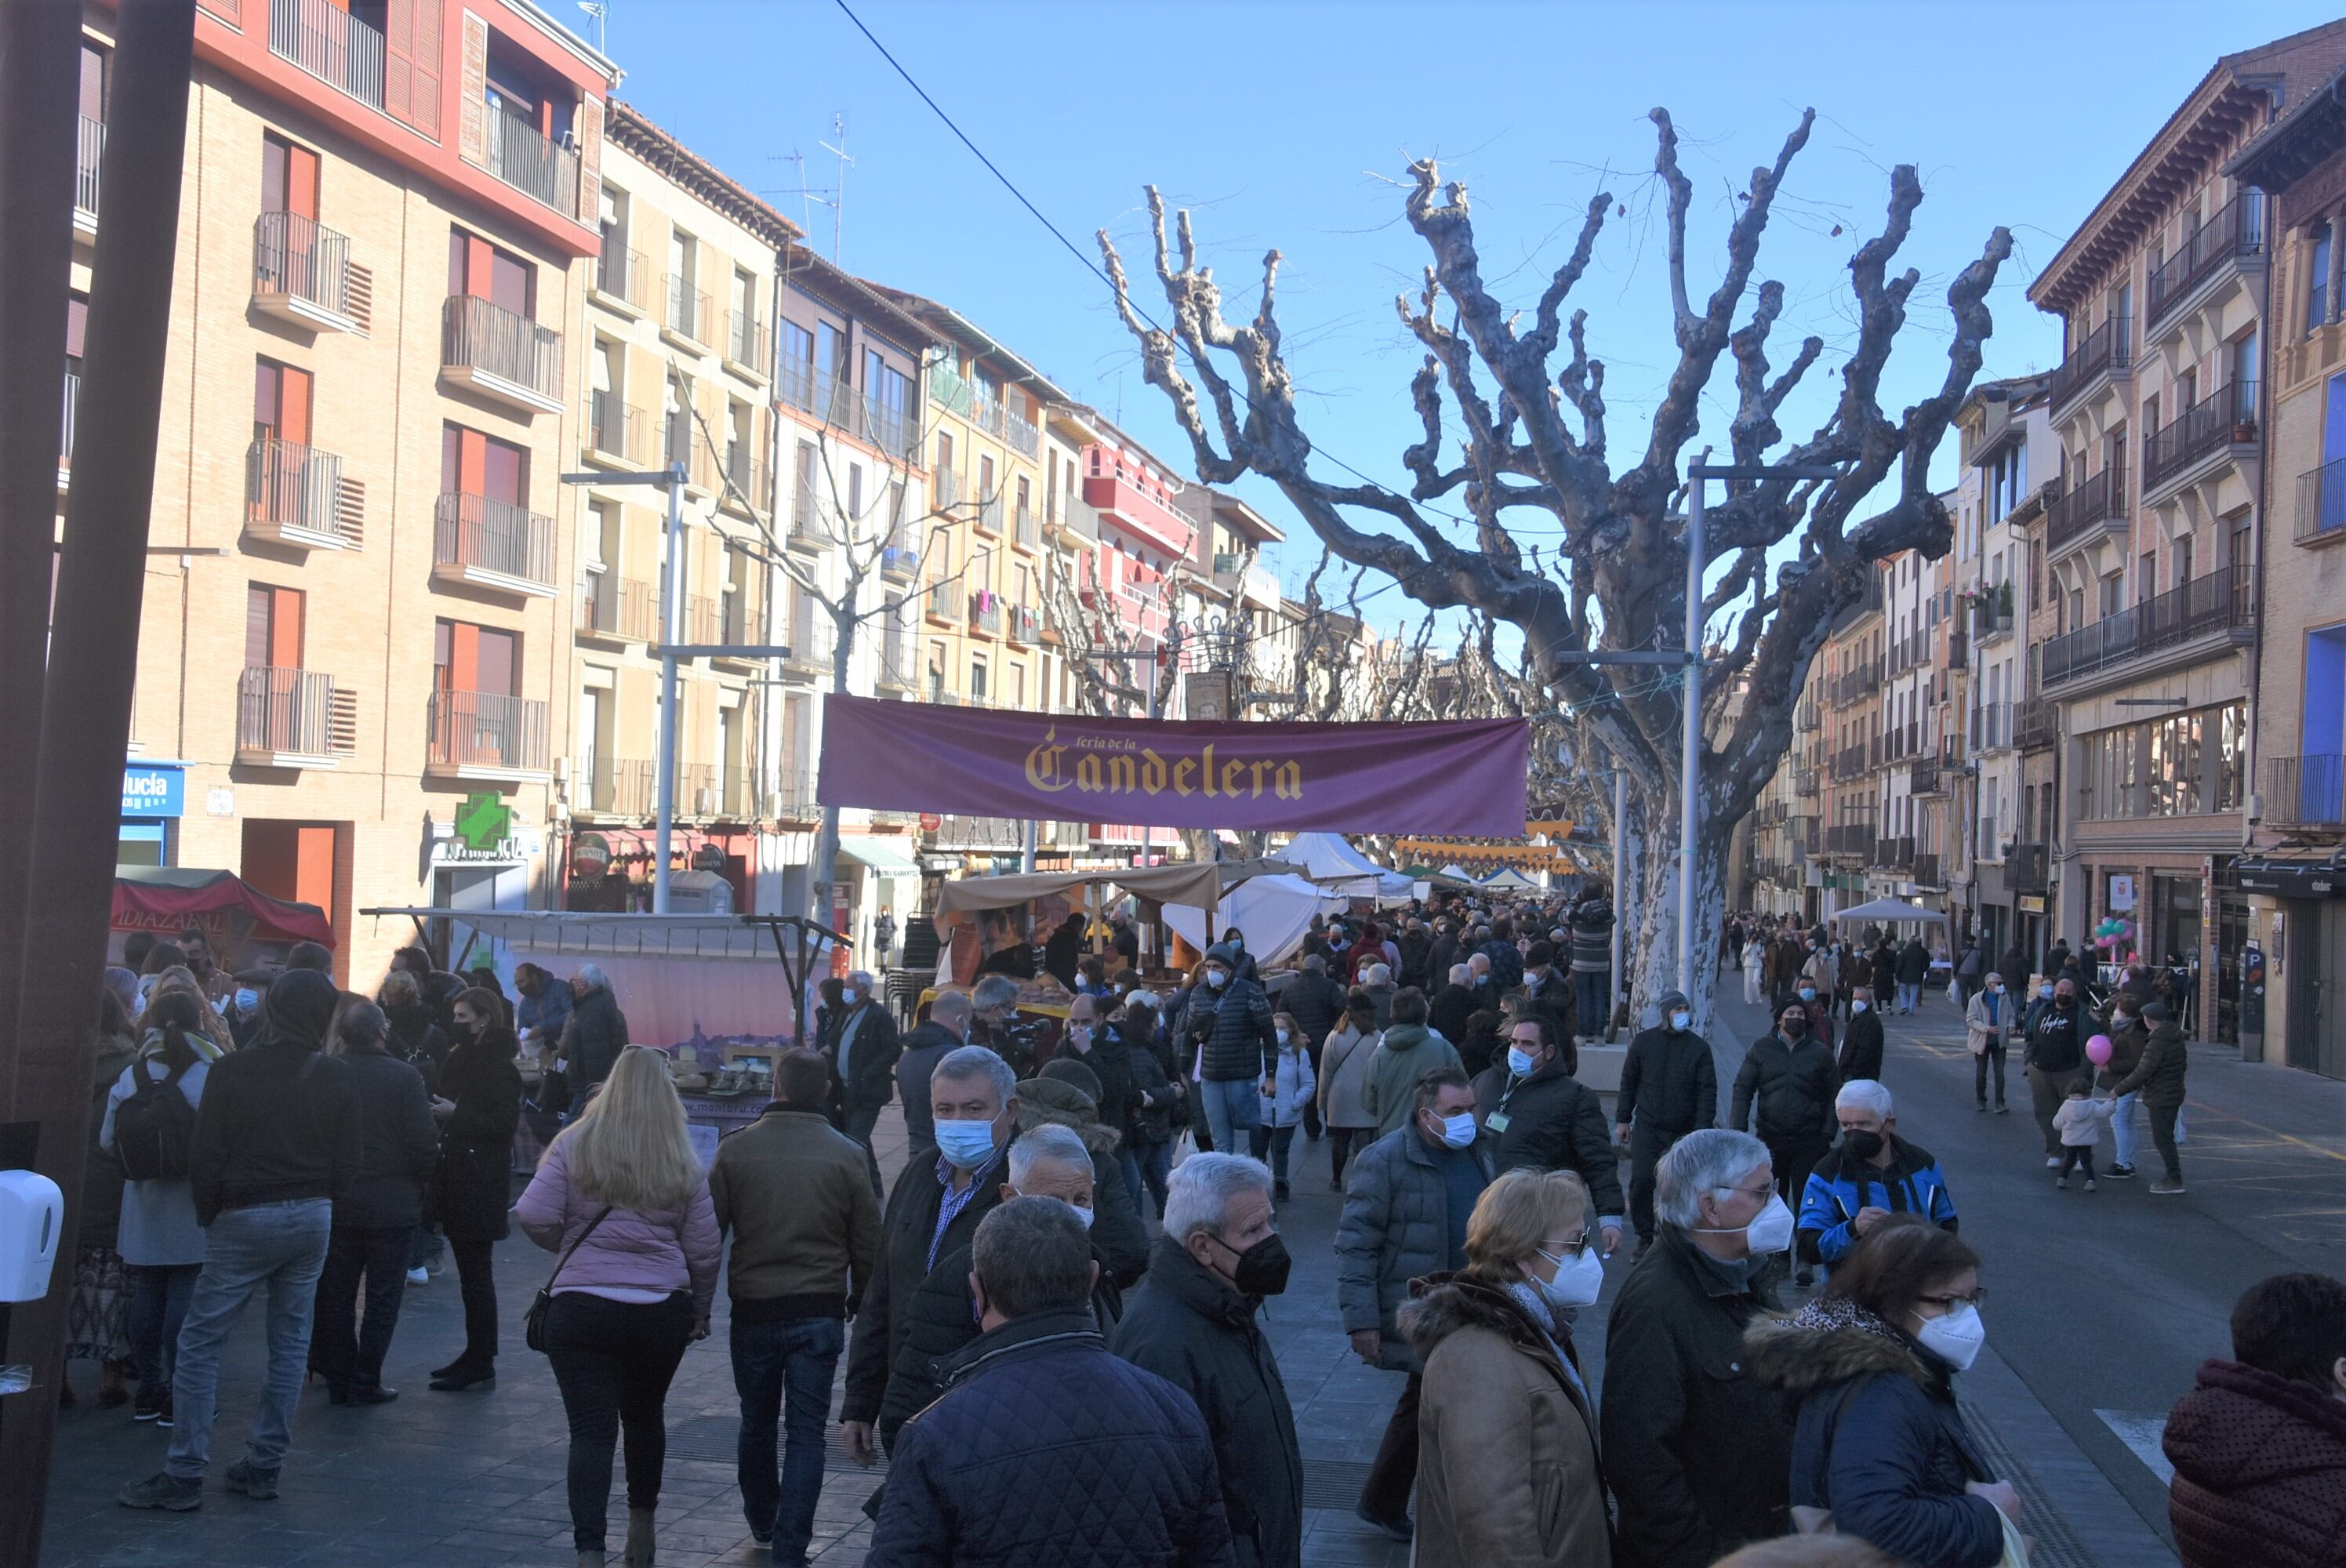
2041,566,2253,689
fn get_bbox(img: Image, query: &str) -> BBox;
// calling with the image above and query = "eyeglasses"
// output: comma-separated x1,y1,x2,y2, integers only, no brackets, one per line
1916,1287,1988,1309
1542,1234,1589,1258
1714,1182,1777,1203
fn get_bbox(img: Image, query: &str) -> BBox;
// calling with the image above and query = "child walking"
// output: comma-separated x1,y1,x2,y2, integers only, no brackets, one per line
2053,1082,2116,1192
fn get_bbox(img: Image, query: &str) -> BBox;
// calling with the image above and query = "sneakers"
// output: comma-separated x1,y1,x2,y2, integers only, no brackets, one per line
2045,1156,2062,1169
2054,1175,2067,1189
405,1266,430,1286
154,1388,175,1428
1994,1104,2010,1115
2151,1178,2188,1196
119,1472,203,1512
1976,1102,1988,1113
223,1459,279,1501
2084,1179,2098,1192
133,1384,167,1423
2105,1163,2137,1179
1354,1506,1413,1542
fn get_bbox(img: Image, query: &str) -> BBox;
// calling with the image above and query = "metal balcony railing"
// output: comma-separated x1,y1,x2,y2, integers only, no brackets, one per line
238,666,337,756
2047,465,2127,555
484,103,580,213
1872,836,1915,871
2144,382,2255,492
60,370,78,470
928,582,958,621
576,571,656,640
724,443,765,509
1972,701,2012,753
1911,852,1942,886
2007,844,2049,894
2298,456,2346,546
728,310,768,372
2050,314,2130,411
2017,699,2060,751
880,546,918,582
776,360,919,462
970,595,1003,636
587,391,647,464
444,295,564,406
269,0,384,109
1826,824,1876,855
665,274,711,345
2264,754,2346,828
252,211,351,318
427,689,547,773
246,436,348,540
1793,768,1818,797
579,757,654,817
2147,194,2264,329
1796,701,1821,732
434,492,555,587
1015,504,1038,548
2042,566,2252,688
1908,758,1943,796
1005,410,1040,458
75,116,104,220
877,643,918,691
1008,604,1040,644
975,494,1004,535
595,244,649,311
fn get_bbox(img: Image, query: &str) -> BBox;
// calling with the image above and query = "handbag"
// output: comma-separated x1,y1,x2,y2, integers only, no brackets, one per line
524,1207,612,1354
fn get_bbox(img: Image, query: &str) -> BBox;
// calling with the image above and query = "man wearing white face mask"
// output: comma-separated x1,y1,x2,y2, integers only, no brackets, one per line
1338,1068,1492,1540
1747,1216,2017,1568
1400,1168,1609,1567
1469,1014,1623,1256
1603,1128,1795,1567
1618,990,1718,1257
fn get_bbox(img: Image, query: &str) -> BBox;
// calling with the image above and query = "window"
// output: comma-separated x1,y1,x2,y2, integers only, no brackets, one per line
434,619,518,694
252,359,312,445
443,424,527,505
448,228,533,316
847,462,863,520
245,583,305,669
598,184,627,256
2139,551,2156,604
2311,222,2333,333
970,657,989,701
2232,330,2260,421
260,132,319,218
779,318,813,369
2175,535,2194,587
80,39,108,122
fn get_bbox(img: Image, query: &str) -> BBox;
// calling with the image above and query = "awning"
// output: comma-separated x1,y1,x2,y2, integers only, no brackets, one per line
936,862,1233,914
837,837,922,877
115,866,335,946
2233,851,2346,898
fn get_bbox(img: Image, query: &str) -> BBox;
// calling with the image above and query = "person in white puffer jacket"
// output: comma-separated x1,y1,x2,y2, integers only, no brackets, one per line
1251,1012,1318,1201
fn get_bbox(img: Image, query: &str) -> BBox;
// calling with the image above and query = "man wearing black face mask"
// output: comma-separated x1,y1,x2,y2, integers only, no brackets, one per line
1794,1080,1958,1281
1729,1000,1839,1288
2023,978,2088,1167
1112,1152,1303,1568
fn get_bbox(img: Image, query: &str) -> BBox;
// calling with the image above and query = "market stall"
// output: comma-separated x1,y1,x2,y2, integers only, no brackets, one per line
111,866,334,969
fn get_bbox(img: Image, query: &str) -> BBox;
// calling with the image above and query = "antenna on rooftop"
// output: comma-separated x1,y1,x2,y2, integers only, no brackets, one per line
576,0,607,53
817,113,853,263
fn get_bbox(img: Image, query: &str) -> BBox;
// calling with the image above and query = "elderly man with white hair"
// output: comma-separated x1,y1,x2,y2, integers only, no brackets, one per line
1796,1079,1959,1281
1113,1152,1303,1568
1601,1127,1795,1568
819,967,900,1159
557,961,628,1118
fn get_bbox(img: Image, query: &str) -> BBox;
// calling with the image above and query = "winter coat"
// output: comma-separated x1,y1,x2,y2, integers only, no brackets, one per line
430,1028,523,1243
2022,999,2086,1076
189,1039,361,1226
1185,973,1278,1084
1258,1042,1316,1128
823,1000,902,1114
708,1106,880,1316
1963,989,2018,1056
1335,1125,1492,1372
844,1134,1015,1435
331,1040,440,1231
1481,938,1526,992
101,1040,212,1265
1113,1025,1177,1146
512,1134,720,1321
1429,984,1479,1051
558,985,629,1114
2111,1019,2188,1109
1872,946,1901,994
1398,927,1435,988
1745,1300,2005,1568
1838,1007,1886,1083
1469,1055,1625,1219
1618,1025,1718,1135
1729,1032,1839,1148
1113,1238,1304,1568
1801,948,1839,996
2166,1357,2346,1568
77,1034,138,1248
1794,1134,1959,1270
1897,942,1930,985
870,1307,1237,1568
1280,971,1346,1056
1359,1024,1464,1137
1079,1026,1142,1146
1400,1273,1610,1568
382,1003,451,1095
894,1020,964,1152
1011,1080,1149,1293
1600,1229,1792,1568
2097,1014,2151,1086
514,978,573,1046
2053,1095,2117,1146
1318,1023,1382,1130
1568,904,1614,975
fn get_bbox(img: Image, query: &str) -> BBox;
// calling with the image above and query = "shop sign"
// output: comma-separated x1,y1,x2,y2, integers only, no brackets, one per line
2108,873,2136,912
205,787,235,818
570,831,612,878
455,792,512,852
2018,895,2046,914
692,844,728,872
121,764,183,818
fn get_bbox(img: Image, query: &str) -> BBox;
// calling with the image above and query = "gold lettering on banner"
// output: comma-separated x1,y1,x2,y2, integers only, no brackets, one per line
1276,761,1303,800
1222,760,1244,797
1201,743,1218,797
1141,749,1167,793
1172,760,1196,796
1109,754,1138,791
1015,720,1318,807
1025,728,1070,793
1076,753,1102,791
1250,760,1271,797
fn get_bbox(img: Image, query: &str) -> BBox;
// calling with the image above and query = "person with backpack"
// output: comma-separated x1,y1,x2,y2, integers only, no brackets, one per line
101,989,221,1425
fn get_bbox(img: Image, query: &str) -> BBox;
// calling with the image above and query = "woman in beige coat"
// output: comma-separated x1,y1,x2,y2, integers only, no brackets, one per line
1316,991,1382,1191
1398,1167,1611,1568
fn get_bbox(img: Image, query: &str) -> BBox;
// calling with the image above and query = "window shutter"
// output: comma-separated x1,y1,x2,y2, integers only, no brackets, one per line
384,0,443,142
574,96,603,227
456,9,488,165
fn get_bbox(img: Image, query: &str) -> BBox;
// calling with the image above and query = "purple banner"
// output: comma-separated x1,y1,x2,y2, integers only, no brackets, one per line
817,695,1528,836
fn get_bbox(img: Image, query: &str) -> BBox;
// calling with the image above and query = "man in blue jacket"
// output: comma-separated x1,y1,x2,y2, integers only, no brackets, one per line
1796,1080,1958,1276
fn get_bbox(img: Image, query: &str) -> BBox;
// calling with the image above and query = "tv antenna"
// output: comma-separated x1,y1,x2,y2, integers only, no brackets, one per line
576,0,607,53
766,151,838,250
818,114,853,263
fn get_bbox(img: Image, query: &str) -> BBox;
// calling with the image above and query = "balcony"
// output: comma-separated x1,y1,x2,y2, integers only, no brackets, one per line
664,274,712,348
2264,754,2345,829
789,480,827,552
427,689,550,781
2049,315,2130,415
725,310,769,383
1831,664,1880,705
442,296,565,416
246,436,357,550
775,360,919,463
484,103,580,215
1908,757,1945,797
2017,699,2060,751
1794,768,1818,797
1912,852,1942,886
74,115,103,232
576,571,655,643
431,492,555,597
593,245,650,314
1971,700,2012,754
1872,836,1915,872
60,370,78,489
1945,626,1968,666
584,391,647,467
721,443,767,515
880,545,918,583
1014,503,1040,550
2142,383,2257,500
969,594,1004,637
268,0,384,111
1048,493,1100,545
236,666,347,768
877,647,918,695
251,212,360,333
1008,604,1040,644
2297,456,2346,546
2146,194,2264,333
2046,465,2129,561
1796,700,1821,733
2042,566,2253,690
1970,590,2014,642
577,757,654,818
2007,844,2049,895
1826,824,1876,857
1084,452,1193,556
926,582,960,624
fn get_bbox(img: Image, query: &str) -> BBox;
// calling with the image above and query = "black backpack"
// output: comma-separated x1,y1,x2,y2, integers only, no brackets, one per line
114,1054,197,1183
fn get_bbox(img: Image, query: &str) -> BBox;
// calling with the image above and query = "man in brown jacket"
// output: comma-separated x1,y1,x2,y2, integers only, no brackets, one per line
710,1048,882,1558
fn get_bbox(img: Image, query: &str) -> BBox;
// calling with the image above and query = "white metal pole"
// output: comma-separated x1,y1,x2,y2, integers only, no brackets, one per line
1021,818,1036,874
1677,475,1704,999
1138,664,1157,869
653,463,684,913
1611,764,1626,1027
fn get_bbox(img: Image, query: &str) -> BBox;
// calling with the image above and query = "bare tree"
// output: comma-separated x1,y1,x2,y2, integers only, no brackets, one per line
1099,108,2009,1028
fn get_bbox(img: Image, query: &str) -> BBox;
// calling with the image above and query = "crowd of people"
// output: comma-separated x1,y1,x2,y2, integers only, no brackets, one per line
66,891,2337,1568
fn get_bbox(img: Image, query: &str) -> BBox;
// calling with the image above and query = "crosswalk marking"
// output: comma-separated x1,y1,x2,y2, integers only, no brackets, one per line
2097,1409,2174,1486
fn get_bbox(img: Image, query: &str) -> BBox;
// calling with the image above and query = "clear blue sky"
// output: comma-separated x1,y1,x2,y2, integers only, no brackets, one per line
602,0,2337,634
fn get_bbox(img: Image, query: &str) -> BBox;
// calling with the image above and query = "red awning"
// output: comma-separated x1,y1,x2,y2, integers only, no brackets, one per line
112,867,335,947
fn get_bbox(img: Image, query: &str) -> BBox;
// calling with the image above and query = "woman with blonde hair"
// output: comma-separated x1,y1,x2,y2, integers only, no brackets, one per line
1398,1167,1611,1568
514,1047,719,1568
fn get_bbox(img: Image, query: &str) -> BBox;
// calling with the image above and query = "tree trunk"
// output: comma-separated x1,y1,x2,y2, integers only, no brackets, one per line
809,604,859,944
1622,782,1733,1044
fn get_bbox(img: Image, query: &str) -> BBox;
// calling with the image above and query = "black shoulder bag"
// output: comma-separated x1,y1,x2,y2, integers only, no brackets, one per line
525,1207,612,1353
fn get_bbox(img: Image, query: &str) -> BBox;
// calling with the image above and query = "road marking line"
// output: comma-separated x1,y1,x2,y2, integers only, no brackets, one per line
2097,1409,2174,1486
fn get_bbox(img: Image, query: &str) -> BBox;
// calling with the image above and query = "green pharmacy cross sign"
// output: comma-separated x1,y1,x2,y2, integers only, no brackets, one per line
454,791,512,853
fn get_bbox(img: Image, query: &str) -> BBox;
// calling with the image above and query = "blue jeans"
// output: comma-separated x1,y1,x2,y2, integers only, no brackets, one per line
128,1262,200,1388
1250,1122,1299,1187
1120,1140,1172,1218
1198,1077,1258,1156
167,1199,332,1479
732,1314,845,1557
1574,970,1609,1035
2110,1091,2140,1168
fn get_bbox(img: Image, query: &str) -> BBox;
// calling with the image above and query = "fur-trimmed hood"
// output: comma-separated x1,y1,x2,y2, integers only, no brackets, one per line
1397,1272,1556,1367
1013,1076,1120,1155
1744,1296,1937,1397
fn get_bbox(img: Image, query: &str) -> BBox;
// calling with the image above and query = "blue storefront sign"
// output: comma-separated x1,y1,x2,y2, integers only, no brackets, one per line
122,764,185,818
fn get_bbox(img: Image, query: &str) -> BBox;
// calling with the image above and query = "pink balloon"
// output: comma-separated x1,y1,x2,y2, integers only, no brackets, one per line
2086,1034,2113,1065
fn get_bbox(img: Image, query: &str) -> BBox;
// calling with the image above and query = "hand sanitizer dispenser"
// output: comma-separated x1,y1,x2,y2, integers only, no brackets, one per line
0,1169,64,1303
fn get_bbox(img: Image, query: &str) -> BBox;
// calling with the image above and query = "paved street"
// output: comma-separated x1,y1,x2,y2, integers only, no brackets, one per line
41,991,2345,1566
